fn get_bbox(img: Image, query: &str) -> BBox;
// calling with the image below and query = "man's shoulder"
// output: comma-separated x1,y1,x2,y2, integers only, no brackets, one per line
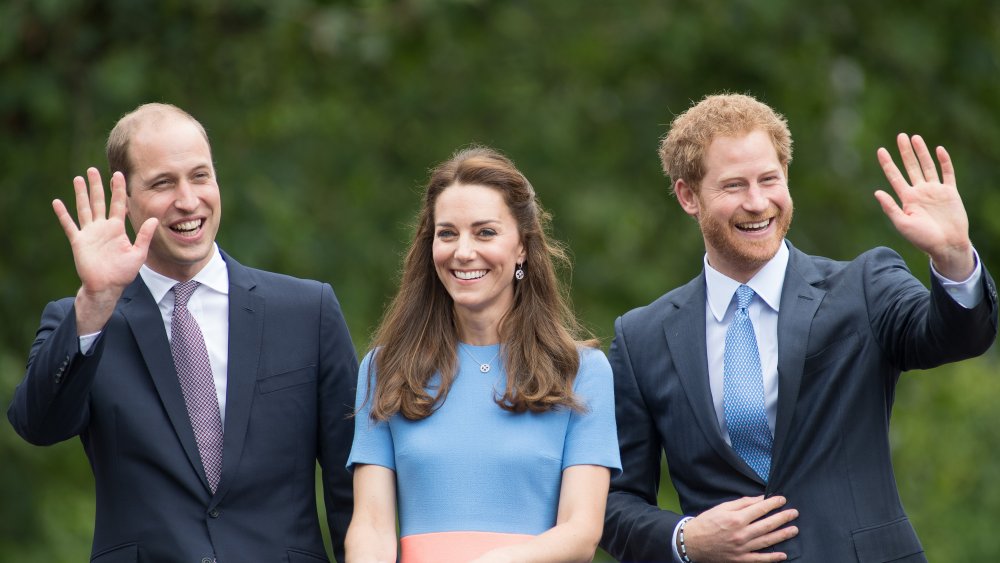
788,243,906,280
243,265,323,288
618,275,703,327
223,251,328,293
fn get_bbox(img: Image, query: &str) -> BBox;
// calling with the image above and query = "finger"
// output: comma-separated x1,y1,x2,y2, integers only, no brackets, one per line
720,495,767,512
895,132,925,186
132,217,159,256
87,167,107,220
52,199,80,240
745,524,799,556
873,190,905,224
937,145,956,187
740,495,788,522
876,147,909,196
744,550,790,562
73,175,93,226
910,135,940,184
747,507,799,536
108,171,128,220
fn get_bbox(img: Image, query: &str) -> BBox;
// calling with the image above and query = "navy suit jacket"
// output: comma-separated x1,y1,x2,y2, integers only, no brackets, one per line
8,251,359,563
601,242,997,562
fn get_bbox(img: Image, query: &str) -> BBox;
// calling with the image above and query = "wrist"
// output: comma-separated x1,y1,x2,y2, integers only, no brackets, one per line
930,242,975,281
678,517,694,563
74,286,118,335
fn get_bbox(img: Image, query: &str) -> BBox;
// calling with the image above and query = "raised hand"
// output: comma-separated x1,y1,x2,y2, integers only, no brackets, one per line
875,134,974,281
53,168,157,334
682,495,798,562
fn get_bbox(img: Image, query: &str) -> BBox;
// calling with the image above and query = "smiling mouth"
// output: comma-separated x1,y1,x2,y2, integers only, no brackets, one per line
735,218,772,233
453,269,488,280
171,219,204,236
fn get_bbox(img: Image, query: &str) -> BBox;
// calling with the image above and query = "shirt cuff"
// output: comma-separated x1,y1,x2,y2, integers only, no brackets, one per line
930,247,983,309
79,331,101,355
672,516,694,563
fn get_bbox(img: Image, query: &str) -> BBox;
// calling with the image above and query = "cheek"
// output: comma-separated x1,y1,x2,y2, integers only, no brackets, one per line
431,243,450,268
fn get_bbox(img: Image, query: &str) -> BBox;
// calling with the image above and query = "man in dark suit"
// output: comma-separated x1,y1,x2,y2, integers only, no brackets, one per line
8,103,358,562
601,94,998,562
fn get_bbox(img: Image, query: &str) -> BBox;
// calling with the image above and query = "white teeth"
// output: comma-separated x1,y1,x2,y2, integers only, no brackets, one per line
172,220,201,232
454,270,487,280
738,219,770,231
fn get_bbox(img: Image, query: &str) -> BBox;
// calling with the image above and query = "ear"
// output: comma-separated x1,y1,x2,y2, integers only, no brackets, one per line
516,242,526,265
674,179,700,217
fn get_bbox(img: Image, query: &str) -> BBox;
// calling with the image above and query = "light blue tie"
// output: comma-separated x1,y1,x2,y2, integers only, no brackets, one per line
723,284,773,482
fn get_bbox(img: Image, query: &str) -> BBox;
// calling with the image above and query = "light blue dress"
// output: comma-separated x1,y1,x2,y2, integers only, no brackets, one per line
347,343,621,552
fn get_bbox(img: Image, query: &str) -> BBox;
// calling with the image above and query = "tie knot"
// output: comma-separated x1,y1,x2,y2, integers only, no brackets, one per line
736,284,755,309
172,280,201,308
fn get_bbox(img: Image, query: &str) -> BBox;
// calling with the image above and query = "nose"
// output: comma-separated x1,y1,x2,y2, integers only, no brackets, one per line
743,183,768,213
174,180,199,211
455,234,476,261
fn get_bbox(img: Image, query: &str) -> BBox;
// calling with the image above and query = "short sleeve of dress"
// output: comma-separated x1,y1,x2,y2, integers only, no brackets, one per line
346,350,396,472
562,347,622,476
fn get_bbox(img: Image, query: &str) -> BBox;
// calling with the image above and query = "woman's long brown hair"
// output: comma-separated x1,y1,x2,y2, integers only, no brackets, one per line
366,146,596,421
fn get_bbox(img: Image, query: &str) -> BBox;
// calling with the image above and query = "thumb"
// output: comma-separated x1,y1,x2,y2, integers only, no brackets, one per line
874,190,904,225
133,218,159,254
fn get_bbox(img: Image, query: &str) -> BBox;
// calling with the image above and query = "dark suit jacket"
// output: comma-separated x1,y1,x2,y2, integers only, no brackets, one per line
602,242,998,562
8,251,359,563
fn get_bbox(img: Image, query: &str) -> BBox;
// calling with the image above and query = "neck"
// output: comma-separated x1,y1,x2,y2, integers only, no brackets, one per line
455,310,502,346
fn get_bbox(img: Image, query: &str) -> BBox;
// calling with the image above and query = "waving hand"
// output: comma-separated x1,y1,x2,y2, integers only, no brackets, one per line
53,168,157,334
875,133,974,281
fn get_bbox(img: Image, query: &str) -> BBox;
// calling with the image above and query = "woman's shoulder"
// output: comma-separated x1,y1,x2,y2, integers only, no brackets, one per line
359,348,378,369
573,345,612,387
576,344,609,367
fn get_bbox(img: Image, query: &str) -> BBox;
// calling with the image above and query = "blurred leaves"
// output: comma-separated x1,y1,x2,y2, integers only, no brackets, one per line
1,0,998,560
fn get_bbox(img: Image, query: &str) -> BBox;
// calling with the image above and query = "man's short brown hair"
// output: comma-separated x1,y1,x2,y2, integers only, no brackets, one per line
658,93,792,194
105,103,210,192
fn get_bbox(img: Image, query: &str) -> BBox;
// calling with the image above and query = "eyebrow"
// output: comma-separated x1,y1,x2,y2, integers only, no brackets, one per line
435,219,501,227
717,168,783,183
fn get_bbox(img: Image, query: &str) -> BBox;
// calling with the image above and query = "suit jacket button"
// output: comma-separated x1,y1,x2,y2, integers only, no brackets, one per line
209,509,220,518
201,558,214,563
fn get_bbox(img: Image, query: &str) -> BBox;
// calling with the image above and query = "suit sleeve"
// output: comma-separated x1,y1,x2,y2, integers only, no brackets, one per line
601,315,682,562
865,247,998,371
7,298,104,445
316,283,360,563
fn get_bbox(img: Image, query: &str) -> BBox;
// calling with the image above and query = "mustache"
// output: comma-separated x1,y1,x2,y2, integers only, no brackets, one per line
732,209,779,223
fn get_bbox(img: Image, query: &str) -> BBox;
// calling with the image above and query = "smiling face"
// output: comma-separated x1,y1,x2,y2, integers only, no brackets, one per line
126,115,221,281
432,183,526,331
676,129,793,282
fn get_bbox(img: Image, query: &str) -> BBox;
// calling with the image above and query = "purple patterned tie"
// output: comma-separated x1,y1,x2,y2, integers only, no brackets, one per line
171,281,224,492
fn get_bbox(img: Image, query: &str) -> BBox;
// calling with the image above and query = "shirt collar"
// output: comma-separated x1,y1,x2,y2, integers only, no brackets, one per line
705,240,789,322
139,244,230,304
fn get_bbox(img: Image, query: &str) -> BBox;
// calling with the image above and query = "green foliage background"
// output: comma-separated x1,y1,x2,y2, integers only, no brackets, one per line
2,0,998,560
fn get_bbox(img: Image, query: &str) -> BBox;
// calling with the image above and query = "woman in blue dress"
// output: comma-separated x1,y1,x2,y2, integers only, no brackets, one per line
345,146,620,563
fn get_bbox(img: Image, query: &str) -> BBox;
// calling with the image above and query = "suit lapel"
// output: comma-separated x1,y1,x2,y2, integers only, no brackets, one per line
663,276,759,481
213,253,263,502
770,244,826,481
120,278,211,491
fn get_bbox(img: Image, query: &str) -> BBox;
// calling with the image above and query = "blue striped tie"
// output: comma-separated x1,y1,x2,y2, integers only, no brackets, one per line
723,284,773,482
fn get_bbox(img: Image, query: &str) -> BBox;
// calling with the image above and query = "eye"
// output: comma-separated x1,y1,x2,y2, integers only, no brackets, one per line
194,171,211,181
436,229,456,239
477,228,498,237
